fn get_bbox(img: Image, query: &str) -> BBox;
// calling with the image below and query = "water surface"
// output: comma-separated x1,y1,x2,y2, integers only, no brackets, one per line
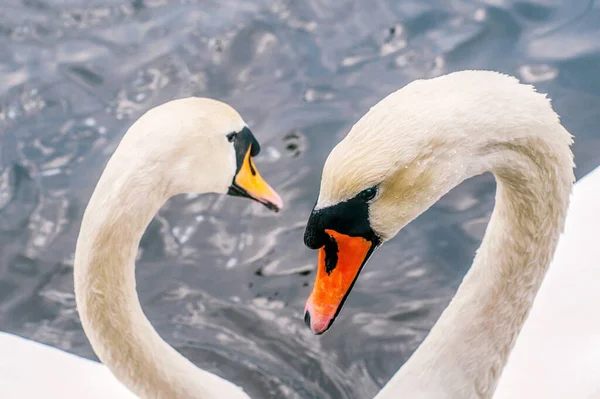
1,0,600,397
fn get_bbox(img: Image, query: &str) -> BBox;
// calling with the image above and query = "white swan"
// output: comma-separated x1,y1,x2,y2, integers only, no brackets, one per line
493,163,600,398
1,97,283,399
302,70,600,398
0,331,137,398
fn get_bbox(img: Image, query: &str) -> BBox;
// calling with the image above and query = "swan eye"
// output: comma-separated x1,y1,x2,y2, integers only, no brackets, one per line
226,132,237,142
358,186,378,201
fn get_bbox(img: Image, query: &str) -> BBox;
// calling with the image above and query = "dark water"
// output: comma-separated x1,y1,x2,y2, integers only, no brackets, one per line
1,0,600,398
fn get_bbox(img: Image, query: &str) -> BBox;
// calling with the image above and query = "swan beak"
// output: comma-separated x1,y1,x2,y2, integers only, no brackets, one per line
304,229,374,335
228,147,284,212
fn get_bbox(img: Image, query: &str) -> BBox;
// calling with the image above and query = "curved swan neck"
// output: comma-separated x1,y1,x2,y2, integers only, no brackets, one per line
376,136,574,398
74,159,244,398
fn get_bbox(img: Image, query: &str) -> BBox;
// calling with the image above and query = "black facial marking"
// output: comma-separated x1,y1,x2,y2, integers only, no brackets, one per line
227,126,259,190
229,126,261,178
248,156,257,176
304,193,380,250
226,127,279,212
323,235,339,275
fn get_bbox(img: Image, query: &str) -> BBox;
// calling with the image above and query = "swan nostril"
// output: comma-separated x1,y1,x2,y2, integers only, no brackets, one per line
304,310,311,328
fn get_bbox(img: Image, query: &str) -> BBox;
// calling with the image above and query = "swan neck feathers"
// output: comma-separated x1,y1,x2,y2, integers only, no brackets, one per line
318,70,573,223
74,98,250,399
317,71,574,398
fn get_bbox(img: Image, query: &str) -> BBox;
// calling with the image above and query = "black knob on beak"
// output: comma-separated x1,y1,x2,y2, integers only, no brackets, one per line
304,209,328,249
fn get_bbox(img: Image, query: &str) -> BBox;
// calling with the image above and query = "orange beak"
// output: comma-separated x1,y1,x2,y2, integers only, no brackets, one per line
304,229,374,334
229,147,283,212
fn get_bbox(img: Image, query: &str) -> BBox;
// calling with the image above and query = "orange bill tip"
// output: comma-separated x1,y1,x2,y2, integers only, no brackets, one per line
233,148,283,211
304,229,373,334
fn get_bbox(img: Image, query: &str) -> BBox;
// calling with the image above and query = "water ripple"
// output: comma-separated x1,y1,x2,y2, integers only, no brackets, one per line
1,1,600,398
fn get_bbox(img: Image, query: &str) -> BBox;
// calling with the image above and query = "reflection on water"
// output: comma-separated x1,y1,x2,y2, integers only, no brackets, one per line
1,0,600,397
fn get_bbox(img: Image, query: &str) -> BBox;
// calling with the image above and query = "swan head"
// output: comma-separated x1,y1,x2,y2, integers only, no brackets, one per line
302,70,565,334
302,112,452,334
121,97,283,211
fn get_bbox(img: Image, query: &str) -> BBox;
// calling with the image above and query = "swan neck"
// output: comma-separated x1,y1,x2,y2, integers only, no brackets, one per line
377,137,573,398
73,164,234,399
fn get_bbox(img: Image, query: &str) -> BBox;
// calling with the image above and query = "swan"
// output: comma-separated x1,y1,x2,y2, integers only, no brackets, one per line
302,70,600,398
493,163,600,398
0,331,137,398
2,97,283,399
